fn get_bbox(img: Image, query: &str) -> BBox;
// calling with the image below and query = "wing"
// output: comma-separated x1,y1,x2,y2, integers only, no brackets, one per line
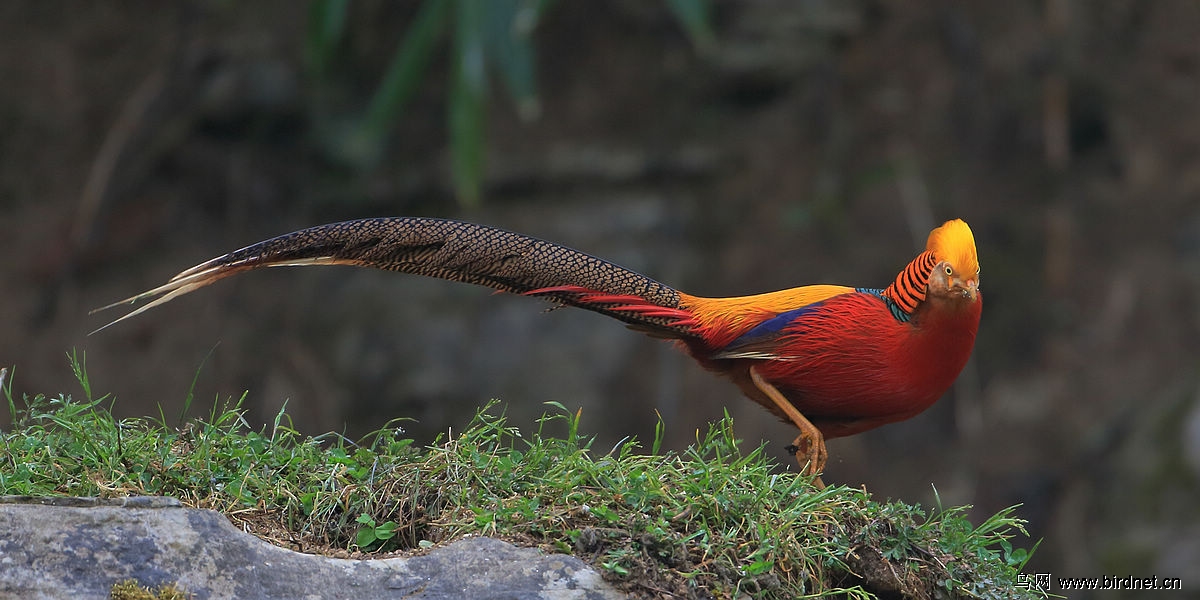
677,284,855,351
707,288,899,361
708,303,829,360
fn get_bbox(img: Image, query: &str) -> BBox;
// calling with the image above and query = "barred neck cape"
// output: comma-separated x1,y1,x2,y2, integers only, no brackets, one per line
883,250,937,314
92,216,982,483
882,219,979,315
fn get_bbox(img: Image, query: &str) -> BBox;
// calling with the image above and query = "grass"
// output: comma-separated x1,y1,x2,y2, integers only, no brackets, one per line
1,354,1044,599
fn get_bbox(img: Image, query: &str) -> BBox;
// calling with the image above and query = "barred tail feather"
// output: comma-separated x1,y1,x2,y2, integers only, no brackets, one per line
91,217,700,338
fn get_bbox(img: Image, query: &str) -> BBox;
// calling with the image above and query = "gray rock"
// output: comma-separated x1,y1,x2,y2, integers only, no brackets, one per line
0,496,625,600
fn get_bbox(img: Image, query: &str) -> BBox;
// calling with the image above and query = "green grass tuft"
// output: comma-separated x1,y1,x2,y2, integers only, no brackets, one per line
1,355,1044,599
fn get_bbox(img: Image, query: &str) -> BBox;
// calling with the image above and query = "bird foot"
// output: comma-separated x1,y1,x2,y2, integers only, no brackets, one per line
749,366,828,489
785,435,827,490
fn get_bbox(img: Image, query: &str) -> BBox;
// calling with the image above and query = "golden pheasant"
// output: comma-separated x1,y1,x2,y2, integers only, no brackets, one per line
94,217,982,487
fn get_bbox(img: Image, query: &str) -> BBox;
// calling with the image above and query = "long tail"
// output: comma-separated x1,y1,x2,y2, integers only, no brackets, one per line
91,217,703,338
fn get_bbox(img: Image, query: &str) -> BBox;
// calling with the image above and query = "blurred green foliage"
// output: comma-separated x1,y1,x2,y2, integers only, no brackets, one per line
307,0,713,206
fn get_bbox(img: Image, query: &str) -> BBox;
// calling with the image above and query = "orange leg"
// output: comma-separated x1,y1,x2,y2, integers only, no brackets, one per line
749,366,827,489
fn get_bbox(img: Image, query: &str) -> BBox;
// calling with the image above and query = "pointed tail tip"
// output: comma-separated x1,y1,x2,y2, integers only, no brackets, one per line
88,297,137,316
85,254,337,336
87,319,122,337
86,273,218,335
86,295,146,335
87,296,155,336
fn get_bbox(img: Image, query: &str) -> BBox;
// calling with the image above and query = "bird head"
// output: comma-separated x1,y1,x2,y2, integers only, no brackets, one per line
925,219,979,303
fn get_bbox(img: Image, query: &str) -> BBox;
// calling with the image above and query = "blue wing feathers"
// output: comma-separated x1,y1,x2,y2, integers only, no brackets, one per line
717,289,909,357
731,304,823,344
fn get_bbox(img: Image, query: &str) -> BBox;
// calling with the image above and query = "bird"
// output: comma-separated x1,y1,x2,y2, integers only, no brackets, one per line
93,217,981,487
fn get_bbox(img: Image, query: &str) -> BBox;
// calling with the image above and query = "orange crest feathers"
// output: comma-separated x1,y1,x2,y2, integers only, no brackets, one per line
926,219,979,277
882,219,979,314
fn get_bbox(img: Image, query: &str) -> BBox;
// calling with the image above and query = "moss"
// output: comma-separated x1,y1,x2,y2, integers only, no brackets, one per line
109,578,191,600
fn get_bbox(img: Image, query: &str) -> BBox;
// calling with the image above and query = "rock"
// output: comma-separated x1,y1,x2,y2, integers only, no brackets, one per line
0,496,625,600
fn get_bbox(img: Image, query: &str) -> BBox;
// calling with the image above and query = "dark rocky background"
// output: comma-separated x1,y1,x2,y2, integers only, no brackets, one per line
3,1,1198,589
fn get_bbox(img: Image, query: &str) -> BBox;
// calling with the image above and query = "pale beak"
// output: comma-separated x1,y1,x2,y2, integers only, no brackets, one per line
962,278,978,300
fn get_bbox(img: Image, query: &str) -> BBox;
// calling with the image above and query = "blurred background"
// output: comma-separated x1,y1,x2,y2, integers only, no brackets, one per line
3,0,1198,592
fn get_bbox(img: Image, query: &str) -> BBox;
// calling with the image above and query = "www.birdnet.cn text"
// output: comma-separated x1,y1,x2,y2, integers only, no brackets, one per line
1018,572,1182,592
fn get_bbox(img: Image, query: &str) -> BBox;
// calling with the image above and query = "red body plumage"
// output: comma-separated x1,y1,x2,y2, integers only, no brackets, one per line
693,290,982,439
540,284,982,441
538,219,983,446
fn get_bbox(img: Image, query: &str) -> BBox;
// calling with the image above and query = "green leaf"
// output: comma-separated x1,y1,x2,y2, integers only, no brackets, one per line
68,350,92,402
375,520,397,540
306,0,349,75
589,504,619,523
745,558,774,576
449,0,489,206
601,561,630,576
357,0,453,161
665,0,714,52
355,526,378,548
473,507,495,527
651,410,665,455
483,0,541,120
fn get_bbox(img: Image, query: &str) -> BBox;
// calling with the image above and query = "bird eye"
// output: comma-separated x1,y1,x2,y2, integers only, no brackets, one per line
944,265,953,275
